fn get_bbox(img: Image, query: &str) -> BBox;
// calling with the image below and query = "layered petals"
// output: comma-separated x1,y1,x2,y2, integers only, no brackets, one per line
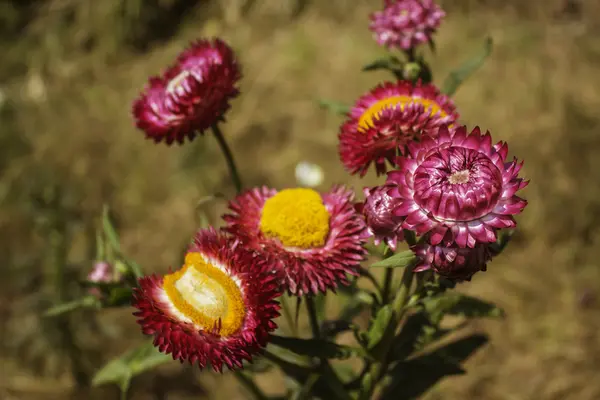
356,185,404,250
370,0,445,50
223,186,369,296
339,80,458,176
412,239,494,281
132,228,281,372
386,125,529,248
132,38,241,145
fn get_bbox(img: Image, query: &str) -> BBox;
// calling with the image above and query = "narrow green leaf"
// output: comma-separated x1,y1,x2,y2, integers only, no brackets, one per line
362,56,402,72
442,37,493,96
95,226,105,261
92,341,171,389
102,204,121,253
269,334,363,360
422,292,504,324
290,374,319,400
366,305,393,350
380,334,488,400
371,250,416,268
391,311,431,361
317,99,350,116
44,296,98,317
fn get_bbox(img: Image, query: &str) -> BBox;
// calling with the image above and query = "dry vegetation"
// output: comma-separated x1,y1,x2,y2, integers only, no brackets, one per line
1,0,600,399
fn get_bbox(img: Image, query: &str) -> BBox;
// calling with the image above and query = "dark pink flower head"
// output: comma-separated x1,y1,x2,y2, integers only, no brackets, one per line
132,38,241,145
356,186,404,250
339,80,458,177
370,0,445,50
132,228,281,372
223,186,369,296
387,125,529,248
413,239,493,281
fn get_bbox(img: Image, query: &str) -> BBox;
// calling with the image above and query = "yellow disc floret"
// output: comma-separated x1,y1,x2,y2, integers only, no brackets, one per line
260,188,330,249
358,95,446,131
163,252,245,337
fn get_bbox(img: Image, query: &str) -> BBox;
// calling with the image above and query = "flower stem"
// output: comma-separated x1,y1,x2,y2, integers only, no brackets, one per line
281,294,298,336
234,370,269,400
305,296,321,339
211,124,243,194
358,256,415,400
380,247,395,304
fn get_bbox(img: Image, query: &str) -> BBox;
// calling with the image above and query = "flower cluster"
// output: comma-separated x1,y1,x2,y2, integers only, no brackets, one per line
129,0,528,374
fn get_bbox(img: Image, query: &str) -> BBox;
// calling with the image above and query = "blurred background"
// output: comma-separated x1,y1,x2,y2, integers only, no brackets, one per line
1,0,600,399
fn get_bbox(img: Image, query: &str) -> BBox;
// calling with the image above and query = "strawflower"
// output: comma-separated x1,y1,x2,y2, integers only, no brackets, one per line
132,228,281,372
387,125,529,248
339,80,457,176
370,0,445,50
224,186,369,295
413,238,494,281
132,38,241,145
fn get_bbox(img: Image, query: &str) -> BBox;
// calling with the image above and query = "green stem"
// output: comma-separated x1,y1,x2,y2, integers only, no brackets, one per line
305,296,321,339
380,247,395,304
358,254,415,400
234,370,269,400
211,124,243,194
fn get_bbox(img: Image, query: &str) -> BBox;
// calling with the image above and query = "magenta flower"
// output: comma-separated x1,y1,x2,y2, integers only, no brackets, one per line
223,186,369,296
356,186,404,250
339,80,458,177
413,239,493,281
387,125,529,248
370,0,445,51
132,228,281,372
132,38,241,145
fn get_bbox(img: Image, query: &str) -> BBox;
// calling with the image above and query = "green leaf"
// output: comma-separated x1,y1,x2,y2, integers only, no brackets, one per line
317,99,350,116
380,334,488,400
391,311,431,361
422,292,504,325
102,204,121,254
44,296,99,317
269,334,364,360
95,226,105,261
107,287,134,307
290,374,319,400
362,56,402,72
92,341,172,396
366,305,393,350
371,250,416,269
442,37,493,96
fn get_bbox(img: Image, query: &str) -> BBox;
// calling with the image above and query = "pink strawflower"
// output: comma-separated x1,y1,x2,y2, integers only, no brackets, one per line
132,38,241,145
356,186,404,250
370,0,445,51
413,239,493,281
387,125,529,248
339,80,458,177
132,228,281,372
87,261,121,297
223,186,369,296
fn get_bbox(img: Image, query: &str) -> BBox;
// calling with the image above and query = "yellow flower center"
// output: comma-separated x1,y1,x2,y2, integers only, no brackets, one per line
357,95,447,131
163,252,245,337
260,188,330,249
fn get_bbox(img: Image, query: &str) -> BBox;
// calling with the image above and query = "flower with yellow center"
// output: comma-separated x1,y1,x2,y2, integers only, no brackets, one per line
224,186,369,296
132,228,281,372
260,188,330,249
339,80,459,177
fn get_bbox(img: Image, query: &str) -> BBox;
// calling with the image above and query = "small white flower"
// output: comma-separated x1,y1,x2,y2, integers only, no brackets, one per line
295,161,324,188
